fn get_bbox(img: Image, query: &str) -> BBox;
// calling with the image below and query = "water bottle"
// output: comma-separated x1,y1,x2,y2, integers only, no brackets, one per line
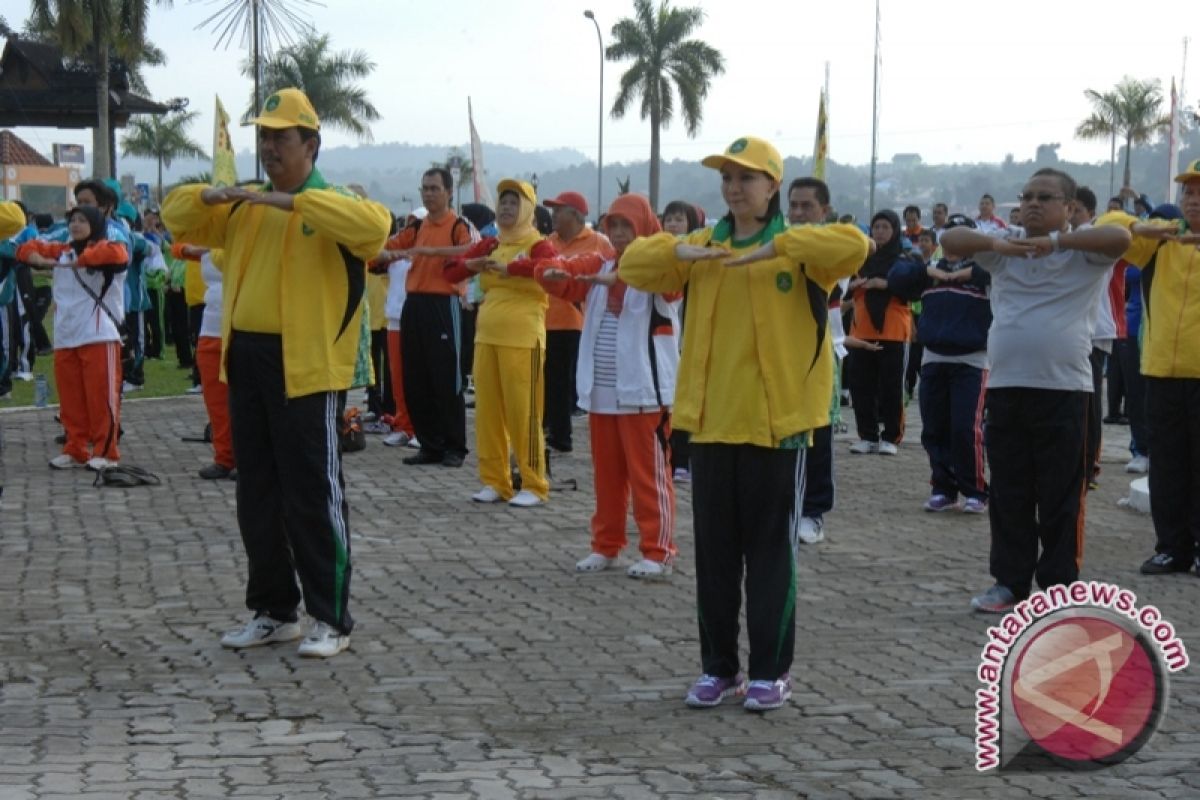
34,374,49,408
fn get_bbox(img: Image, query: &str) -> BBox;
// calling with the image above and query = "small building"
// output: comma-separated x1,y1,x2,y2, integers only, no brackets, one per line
0,129,79,217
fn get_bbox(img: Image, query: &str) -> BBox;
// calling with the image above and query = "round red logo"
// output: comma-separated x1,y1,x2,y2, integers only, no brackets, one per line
1011,616,1159,762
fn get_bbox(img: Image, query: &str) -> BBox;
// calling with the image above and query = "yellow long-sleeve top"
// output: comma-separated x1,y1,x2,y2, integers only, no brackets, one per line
1099,209,1200,378
160,168,392,397
0,201,25,240
619,216,870,447
475,233,549,349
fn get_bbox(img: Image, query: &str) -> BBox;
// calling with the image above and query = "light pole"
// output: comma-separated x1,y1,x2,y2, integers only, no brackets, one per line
584,10,603,222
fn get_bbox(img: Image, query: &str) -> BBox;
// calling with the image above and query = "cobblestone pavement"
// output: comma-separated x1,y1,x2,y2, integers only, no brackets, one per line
1,395,1197,799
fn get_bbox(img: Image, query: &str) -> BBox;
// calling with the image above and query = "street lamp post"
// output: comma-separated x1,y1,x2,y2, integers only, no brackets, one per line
584,10,603,222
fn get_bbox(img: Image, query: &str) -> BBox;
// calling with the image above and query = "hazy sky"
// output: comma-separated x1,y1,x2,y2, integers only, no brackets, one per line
8,0,1198,169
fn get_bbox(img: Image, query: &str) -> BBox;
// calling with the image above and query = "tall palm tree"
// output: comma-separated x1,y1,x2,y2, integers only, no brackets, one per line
1076,77,1171,191
244,33,380,141
606,0,724,210
121,110,208,202
28,0,172,178
1076,89,1120,197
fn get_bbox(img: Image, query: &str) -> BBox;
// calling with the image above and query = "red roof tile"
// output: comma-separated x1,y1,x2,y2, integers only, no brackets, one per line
0,130,53,167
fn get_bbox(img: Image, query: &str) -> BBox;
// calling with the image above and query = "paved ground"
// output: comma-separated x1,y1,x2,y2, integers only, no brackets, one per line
0,395,1197,799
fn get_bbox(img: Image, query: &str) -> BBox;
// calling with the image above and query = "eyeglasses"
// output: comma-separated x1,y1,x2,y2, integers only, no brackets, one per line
1019,192,1064,204
419,185,445,194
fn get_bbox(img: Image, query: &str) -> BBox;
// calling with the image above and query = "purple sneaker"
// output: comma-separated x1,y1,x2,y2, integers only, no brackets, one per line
923,494,960,512
962,497,988,514
685,673,746,708
743,674,792,711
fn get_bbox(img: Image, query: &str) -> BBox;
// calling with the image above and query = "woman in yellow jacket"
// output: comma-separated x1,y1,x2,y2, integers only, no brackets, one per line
619,137,870,712
446,179,554,507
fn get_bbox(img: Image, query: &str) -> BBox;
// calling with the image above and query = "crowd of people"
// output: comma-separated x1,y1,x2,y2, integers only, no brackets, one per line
3,85,1199,713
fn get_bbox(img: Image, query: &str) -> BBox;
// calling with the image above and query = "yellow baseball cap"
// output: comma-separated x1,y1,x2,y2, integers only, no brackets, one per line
701,136,784,182
1173,158,1200,183
247,88,320,130
496,178,537,204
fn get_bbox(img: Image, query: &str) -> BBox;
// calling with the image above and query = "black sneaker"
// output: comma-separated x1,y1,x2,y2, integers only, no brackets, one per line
403,450,443,466
1140,553,1193,575
441,452,465,468
198,463,233,480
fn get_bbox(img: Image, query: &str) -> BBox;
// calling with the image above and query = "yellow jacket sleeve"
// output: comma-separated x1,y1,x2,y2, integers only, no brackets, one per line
293,190,392,262
618,230,707,293
160,184,231,249
0,201,25,240
773,223,871,289
1095,210,1174,268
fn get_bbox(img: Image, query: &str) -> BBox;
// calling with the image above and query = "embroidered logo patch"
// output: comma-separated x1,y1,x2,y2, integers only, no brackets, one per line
776,272,793,292
302,223,315,236
264,94,281,112
729,138,748,154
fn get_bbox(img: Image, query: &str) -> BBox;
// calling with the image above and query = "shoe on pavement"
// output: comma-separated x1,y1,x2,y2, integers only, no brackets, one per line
1125,455,1149,474
472,486,503,503
362,420,391,434
49,453,85,470
849,440,878,454
685,673,747,708
402,450,442,465
220,614,302,649
405,436,421,450
971,584,1017,614
627,558,671,579
797,516,824,544
1140,552,1194,575
185,384,203,395
744,674,793,712
508,490,544,508
877,441,899,455
441,451,465,468
382,431,412,447
575,553,613,572
86,457,117,472
962,497,988,514
673,467,691,483
923,494,960,512
198,463,234,480
297,621,350,658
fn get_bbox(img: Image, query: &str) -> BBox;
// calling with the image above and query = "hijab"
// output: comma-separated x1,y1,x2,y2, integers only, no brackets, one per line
859,209,904,332
496,180,539,246
601,193,662,312
67,205,107,255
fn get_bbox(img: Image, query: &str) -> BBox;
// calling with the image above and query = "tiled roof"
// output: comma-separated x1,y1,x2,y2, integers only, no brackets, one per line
0,130,53,167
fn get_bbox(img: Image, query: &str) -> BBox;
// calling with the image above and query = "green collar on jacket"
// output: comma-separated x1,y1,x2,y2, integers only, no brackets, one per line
262,166,328,194
710,212,787,249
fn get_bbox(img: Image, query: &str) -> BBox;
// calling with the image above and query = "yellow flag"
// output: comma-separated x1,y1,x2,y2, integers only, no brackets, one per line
813,89,828,181
212,95,238,187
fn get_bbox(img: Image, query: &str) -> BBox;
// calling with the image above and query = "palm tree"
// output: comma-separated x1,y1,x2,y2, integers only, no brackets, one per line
1076,89,1120,197
244,33,380,140
28,0,172,178
121,110,208,202
606,0,724,210
1076,77,1171,192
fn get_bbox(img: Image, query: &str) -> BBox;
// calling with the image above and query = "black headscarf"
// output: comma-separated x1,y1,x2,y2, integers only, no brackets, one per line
859,209,903,332
66,205,107,255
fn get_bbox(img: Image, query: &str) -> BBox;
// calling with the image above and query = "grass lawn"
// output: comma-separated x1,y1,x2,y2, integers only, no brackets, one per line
3,351,195,408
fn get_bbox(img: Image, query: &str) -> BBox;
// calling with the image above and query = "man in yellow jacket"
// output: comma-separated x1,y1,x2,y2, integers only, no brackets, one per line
1100,160,1200,578
162,88,391,658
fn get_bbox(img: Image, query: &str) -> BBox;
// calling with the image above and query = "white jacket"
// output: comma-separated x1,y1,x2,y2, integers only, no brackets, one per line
576,259,680,411
52,255,126,350
199,252,224,338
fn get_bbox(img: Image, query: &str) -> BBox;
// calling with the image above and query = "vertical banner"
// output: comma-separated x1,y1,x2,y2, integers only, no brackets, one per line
813,89,829,180
468,97,493,207
212,95,238,188
1167,78,1180,204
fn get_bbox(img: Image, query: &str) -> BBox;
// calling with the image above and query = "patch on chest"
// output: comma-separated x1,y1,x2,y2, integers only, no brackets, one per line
775,271,793,292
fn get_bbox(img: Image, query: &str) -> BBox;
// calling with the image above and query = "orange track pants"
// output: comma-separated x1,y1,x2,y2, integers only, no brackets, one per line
196,335,235,469
387,329,414,435
588,411,676,564
55,341,121,462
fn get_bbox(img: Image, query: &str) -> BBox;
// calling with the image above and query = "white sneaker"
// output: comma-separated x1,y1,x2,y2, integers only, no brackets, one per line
86,457,116,471
797,516,824,544
472,486,503,503
185,384,203,395
220,615,303,649
14,371,33,382
121,381,143,393
877,441,898,456
508,490,544,508
627,558,671,579
49,453,84,470
382,431,411,447
849,440,878,454
575,553,613,572
1125,455,1149,474
297,621,350,658
405,436,421,450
